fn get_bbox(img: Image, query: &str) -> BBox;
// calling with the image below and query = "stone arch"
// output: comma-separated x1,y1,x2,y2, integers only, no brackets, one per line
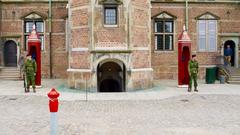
97,59,126,92
93,55,130,72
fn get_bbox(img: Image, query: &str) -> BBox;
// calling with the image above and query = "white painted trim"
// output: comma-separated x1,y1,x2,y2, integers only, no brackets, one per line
199,65,217,68
67,69,92,72
103,25,118,28
71,6,89,11
71,48,89,51
177,85,188,88
72,26,89,29
178,40,191,42
131,68,153,72
219,33,240,37
154,50,175,54
27,39,41,42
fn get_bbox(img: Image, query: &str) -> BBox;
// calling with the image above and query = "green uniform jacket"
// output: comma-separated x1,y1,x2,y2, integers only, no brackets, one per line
188,60,199,75
24,59,37,76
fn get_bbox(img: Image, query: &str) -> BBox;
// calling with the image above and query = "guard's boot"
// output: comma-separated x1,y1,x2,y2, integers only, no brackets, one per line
33,87,36,93
188,87,191,92
194,88,198,92
26,87,30,93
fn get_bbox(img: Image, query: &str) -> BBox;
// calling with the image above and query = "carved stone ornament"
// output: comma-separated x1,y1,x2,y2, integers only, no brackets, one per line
99,0,122,5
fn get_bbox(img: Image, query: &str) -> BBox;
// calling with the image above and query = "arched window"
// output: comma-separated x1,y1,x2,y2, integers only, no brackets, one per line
153,12,176,51
196,12,219,52
22,12,45,51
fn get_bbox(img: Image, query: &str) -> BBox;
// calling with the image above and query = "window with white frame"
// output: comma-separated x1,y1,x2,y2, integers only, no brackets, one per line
154,12,175,51
23,13,44,51
197,13,218,52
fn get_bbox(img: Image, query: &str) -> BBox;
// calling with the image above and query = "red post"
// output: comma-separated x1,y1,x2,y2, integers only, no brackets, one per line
48,88,60,135
47,88,60,112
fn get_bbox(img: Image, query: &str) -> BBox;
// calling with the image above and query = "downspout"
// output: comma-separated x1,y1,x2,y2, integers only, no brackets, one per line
185,0,188,31
127,0,130,50
68,2,71,69
49,0,53,78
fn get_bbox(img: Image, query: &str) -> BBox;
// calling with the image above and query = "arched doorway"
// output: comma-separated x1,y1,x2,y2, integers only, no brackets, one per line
224,40,235,66
4,40,17,67
97,61,126,92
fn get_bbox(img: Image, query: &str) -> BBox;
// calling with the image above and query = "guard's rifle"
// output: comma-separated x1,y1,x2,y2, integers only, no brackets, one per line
23,70,27,92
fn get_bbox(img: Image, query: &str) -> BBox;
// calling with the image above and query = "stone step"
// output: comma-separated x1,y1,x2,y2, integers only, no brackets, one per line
0,67,20,71
0,76,21,80
231,75,240,78
0,67,20,80
228,80,240,84
0,71,20,74
229,78,240,81
0,71,20,75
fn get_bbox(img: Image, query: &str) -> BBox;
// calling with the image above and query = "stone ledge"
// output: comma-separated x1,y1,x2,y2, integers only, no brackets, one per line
90,50,132,53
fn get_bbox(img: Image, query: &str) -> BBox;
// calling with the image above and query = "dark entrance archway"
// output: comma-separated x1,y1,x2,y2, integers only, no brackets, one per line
224,40,235,66
97,61,126,92
4,40,17,67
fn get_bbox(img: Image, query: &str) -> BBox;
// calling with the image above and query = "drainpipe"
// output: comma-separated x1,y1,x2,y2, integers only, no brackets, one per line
127,0,130,50
67,2,71,70
185,0,188,31
49,0,53,78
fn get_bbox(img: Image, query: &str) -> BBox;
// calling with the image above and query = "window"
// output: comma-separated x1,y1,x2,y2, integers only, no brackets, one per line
24,20,44,51
154,20,174,51
196,12,219,52
104,6,117,25
197,20,217,52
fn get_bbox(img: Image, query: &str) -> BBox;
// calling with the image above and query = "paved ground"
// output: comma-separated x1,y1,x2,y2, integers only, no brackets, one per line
0,79,240,135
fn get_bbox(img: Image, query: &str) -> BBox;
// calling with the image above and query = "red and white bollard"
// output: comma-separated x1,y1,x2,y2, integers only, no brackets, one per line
48,88,60,135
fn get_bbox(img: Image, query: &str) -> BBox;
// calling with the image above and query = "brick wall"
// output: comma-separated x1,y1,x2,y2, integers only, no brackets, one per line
0,2,68,78
94,4,127,48
151,2,240,80
131,0,151,69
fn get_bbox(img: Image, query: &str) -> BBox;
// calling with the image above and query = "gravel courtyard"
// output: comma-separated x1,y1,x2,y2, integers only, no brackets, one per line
0,94,240,135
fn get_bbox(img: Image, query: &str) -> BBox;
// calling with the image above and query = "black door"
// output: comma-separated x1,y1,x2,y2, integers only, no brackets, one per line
4,41,17,67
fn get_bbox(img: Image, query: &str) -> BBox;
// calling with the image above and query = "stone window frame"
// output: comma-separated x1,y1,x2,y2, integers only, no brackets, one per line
21,12,46,51
99,0,122,28
196,12,219,52
103,5,118,26
153,12,176,52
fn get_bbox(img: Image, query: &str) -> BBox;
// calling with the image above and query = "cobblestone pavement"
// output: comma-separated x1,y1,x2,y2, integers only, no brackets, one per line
0,94,240,135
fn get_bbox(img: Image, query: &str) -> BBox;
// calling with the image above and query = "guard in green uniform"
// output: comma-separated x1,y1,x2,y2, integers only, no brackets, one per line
188,54,199,92
24,54,37,93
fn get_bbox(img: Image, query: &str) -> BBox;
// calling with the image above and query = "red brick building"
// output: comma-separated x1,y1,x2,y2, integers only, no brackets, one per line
67,0,153,91
0,0,68,79
0,0,239,91
151,0,240,80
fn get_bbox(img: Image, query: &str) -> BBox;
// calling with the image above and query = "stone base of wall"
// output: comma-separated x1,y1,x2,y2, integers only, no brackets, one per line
127,70,153,91
67,70,92,89
67,69,153,91
153,65,217,81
